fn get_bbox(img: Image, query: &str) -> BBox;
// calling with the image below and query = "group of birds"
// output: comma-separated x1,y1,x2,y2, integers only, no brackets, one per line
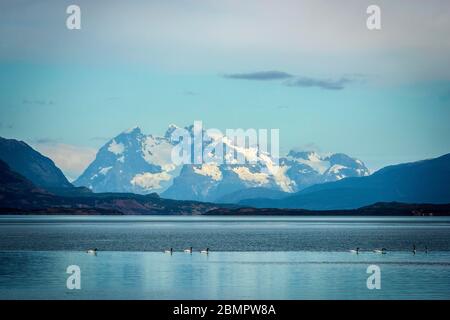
164,247,209,254
85,247,209,255
87,245,428,256
350,245,428,255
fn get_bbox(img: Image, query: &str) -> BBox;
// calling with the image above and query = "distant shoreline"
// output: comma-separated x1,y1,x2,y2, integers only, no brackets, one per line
1,202,450,216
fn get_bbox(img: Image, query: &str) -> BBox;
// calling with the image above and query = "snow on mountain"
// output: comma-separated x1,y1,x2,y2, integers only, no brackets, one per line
108,139,125,155
74,126,180,193
74,125,370,202
286,151,330,174
193,164,223,181
278,150,370,192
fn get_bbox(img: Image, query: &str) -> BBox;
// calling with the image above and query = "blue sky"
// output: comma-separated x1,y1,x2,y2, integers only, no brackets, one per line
1,0,449,179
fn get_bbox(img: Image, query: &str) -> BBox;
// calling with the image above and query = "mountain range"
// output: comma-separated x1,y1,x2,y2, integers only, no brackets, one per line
0,157,227,215
73,125,370,202
1,133,449,215
1,154,449,216
241,153,450,210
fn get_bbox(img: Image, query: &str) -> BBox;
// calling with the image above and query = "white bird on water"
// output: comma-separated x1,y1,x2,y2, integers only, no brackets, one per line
86,248,97,255
200,248,209,254
373,248,387,254
164,248,173,254
184,247,193,253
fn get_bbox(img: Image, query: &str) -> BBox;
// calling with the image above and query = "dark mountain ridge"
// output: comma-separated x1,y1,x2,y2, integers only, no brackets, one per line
206,202,450,216
0,159,228,215
1,136,449,216
241,153,450,209
0,137,72,189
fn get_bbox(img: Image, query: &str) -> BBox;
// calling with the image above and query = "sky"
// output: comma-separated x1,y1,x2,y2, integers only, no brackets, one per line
0,0,449,180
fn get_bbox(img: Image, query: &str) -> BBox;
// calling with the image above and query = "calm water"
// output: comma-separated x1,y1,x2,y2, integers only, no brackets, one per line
0,215,450,299
1,215,450,251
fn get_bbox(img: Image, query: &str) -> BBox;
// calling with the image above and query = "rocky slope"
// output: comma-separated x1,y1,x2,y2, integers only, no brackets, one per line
0,137,72,189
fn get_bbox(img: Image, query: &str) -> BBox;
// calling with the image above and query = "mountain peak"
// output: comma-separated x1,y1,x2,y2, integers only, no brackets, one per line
287,150,320,160
0,137,72,189
164,124,180,140
74,127,371,200
122,126,142,135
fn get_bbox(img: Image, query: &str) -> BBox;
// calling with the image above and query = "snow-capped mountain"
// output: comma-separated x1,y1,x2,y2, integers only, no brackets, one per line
163,149,369,202
74,125,370,202
280,150,370,191
74,126,180,193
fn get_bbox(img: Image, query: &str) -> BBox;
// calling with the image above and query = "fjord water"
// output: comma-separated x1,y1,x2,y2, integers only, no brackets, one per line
1,215,450,299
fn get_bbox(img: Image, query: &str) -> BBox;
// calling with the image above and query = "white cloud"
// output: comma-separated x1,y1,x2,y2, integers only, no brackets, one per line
31,142,97,182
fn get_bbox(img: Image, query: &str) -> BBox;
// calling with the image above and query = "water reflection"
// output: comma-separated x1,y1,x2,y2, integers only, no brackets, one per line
0,251,449,299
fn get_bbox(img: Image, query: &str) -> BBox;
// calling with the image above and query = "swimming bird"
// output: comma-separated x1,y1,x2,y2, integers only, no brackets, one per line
413,244,416,255
350,247,360,254
200,248,209,254
86,248,97,255
184,247,193,253
164,248,173,254
374,248,387,254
